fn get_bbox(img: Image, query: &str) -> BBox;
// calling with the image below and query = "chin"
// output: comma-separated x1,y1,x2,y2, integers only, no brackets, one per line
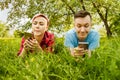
34,32,42,36
79,36,87,40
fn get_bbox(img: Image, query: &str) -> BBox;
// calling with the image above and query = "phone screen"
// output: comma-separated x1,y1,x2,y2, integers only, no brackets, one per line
78,42,89,50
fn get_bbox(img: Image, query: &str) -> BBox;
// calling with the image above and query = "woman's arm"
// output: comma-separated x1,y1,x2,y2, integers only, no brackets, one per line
18,48,27,57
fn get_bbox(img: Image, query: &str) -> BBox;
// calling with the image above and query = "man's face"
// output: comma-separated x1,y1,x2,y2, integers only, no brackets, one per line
32,17,48,36
74,15,91,41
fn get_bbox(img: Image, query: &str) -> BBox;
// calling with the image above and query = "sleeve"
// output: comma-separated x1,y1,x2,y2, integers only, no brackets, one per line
17,37,25,56
64,32,74,48
88,32,100,50
47,33,54,52
47,33,54,47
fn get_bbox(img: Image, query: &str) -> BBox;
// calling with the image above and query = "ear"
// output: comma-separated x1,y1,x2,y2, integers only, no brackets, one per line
45,26,48,31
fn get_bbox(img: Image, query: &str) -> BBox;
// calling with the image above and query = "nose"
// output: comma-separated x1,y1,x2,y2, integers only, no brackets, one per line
35,23,40,29
80,27,86,32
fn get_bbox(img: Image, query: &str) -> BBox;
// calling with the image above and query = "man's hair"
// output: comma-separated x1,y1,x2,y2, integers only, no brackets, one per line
74,10,92,19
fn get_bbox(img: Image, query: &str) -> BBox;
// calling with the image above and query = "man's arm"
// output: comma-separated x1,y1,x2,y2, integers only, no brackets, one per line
69,48,75,57
87,50,91,58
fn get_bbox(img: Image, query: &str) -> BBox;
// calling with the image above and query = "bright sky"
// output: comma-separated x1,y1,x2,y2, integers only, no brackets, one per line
0,3,12,23
0,9,9,23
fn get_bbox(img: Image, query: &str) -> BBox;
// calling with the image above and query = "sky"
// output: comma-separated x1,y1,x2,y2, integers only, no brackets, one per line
0,8,9,23
0,3,12,23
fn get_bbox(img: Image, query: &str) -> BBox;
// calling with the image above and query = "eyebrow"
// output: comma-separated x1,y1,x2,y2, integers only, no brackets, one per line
33,21,44,23
84,23,89,25
77,23,89,25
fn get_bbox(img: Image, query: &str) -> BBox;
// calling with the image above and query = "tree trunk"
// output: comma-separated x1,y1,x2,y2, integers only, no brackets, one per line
104,20,112,37
61,0,75,14
80,0,86,10
92,2,112,38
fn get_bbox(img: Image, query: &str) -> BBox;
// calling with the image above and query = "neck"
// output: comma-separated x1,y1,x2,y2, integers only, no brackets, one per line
78,38,85,42
34,34,44,43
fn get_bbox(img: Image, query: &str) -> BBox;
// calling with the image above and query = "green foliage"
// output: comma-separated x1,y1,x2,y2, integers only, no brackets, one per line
13,30,32,38
110,14,120,35
0,21,9,37
1,0,120,37
0,37,120,79
13,30,23,38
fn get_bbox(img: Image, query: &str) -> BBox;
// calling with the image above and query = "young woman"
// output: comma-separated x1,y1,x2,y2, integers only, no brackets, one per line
18,14,54,57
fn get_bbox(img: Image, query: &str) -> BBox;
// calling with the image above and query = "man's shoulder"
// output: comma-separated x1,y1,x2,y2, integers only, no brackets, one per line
66,28,76,35
87,29,100,41
89,29,99,36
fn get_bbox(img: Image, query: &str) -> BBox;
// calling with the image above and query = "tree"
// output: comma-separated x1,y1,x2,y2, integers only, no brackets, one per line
0,21,9,37
61,0,120,37
0,0,120,38
79,0,120,37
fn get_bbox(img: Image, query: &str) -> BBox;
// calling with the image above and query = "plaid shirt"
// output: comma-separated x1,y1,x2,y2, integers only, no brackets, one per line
17,31,54,56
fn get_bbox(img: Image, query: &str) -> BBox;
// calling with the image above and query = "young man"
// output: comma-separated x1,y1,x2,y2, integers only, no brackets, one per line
64,10,100,57
18,13,54,57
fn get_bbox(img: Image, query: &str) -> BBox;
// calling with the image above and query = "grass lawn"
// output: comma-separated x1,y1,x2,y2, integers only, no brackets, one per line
0,37,120,80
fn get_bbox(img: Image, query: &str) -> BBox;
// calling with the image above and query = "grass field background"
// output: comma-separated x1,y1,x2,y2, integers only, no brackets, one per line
0,37,120,80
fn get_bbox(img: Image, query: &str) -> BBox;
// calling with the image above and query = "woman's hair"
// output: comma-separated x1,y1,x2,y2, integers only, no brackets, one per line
32,13,49,25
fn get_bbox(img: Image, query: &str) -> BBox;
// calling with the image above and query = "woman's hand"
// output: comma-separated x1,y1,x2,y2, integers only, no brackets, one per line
23,39,42,52
31,39,43,52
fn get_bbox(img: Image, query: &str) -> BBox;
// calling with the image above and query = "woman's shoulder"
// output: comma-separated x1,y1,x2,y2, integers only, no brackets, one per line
45,31,54,38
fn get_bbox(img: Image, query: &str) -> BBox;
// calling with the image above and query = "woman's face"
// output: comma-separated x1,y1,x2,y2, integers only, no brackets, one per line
32,16,48,36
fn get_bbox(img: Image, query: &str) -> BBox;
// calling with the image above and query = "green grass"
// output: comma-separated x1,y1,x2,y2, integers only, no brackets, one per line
0,37,120,80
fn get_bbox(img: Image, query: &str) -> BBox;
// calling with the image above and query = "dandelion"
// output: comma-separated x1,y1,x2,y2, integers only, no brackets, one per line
30,57,35,62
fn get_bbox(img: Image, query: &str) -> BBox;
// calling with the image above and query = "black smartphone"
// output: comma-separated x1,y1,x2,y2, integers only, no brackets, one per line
23,32,33,39
78,42,89,50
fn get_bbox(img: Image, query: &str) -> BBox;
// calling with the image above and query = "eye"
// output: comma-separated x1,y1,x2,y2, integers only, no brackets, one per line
77,24,82,28
84,24,89,28
39,22,44,26
33,21,37,25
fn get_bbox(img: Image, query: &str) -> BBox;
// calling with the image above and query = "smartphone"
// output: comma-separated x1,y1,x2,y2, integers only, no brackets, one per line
78,42,89,50
23,32,33,39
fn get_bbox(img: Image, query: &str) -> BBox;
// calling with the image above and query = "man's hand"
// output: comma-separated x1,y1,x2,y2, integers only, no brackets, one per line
70,47,89,57
74,47,85,57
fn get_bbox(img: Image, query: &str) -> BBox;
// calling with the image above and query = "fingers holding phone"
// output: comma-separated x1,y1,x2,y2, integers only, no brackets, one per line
73,42,89,57
74,47,85,57
23,39,33,51
23,39,42,52
31,39,42,51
